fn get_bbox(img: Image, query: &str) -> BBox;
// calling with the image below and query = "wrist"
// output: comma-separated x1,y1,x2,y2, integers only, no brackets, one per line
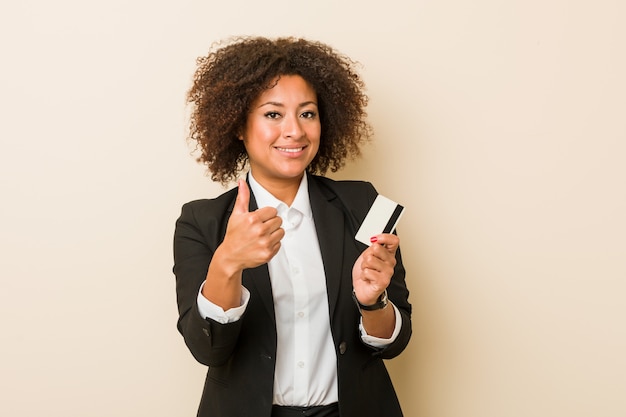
352,289,388,312
213,245,245,279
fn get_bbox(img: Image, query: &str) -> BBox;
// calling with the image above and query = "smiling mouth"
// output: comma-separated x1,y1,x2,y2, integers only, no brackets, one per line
275,146,306,153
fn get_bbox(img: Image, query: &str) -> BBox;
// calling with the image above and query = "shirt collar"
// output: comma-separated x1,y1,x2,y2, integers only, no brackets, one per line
247,171,312,219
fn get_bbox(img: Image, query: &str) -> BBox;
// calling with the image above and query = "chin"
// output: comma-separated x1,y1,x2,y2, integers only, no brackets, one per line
278,163,310,177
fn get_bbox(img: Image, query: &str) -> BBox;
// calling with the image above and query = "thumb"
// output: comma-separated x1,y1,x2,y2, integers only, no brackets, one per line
233,179,250,214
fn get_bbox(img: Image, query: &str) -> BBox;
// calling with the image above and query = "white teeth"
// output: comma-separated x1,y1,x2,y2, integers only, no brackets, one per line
276,147,303,153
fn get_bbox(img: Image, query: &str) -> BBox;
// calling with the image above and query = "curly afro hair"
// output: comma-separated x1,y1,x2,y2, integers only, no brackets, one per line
186,36,373,184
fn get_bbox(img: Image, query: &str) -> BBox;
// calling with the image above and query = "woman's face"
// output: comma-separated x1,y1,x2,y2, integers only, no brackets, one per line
242,74,320,188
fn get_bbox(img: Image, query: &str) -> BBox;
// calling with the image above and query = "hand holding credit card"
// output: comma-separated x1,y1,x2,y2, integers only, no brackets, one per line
355,195,405,246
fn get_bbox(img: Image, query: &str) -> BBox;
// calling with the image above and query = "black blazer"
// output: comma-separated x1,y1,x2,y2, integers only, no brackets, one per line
173,173,412,417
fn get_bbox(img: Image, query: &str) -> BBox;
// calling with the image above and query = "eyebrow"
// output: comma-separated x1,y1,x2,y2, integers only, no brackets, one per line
257,101,318,109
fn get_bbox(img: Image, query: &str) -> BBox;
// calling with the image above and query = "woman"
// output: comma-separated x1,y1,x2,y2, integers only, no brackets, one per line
174,36,412,417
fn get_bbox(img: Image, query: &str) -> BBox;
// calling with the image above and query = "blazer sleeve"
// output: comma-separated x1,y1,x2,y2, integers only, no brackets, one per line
173,198,244,367
378,242,412,359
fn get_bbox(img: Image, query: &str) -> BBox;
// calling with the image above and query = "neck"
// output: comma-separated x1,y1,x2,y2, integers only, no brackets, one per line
251,173,304,207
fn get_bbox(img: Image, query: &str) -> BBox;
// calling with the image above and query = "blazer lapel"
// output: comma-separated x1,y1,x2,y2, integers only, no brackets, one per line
308,175,346,319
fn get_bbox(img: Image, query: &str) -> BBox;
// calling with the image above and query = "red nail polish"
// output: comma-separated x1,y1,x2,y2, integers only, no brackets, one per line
370,236,378,243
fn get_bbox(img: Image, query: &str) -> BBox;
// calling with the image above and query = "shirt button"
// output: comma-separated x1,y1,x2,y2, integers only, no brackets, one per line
339,342,347,355
297,361,305,368
297,312,305,318
292,266,300,274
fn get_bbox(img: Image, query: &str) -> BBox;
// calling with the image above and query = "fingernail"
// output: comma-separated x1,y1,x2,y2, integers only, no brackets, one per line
370,236,378,243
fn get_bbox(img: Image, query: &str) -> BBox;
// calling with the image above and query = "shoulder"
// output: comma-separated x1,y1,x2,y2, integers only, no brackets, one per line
177,186,238,226
311,174,377,202
309,175,378,223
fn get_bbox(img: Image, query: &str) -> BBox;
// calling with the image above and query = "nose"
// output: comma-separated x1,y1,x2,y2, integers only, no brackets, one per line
282,114,304,139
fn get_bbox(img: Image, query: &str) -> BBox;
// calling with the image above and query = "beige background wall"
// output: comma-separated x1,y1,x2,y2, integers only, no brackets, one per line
1,1,624,416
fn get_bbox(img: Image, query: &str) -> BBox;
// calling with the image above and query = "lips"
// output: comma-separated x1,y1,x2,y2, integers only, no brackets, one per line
275,146,306,153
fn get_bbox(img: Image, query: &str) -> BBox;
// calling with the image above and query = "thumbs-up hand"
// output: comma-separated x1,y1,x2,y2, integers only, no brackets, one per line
220,179,284,271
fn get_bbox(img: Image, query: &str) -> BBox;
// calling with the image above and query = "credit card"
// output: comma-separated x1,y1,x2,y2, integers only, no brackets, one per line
355,195,405,246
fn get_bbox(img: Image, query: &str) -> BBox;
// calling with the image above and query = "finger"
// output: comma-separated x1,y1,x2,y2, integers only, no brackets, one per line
255,206,281,223
233,179,250,214
360,252,385,272
367,243,391,261
359,268,390,291
370,233,399,254
270,225,285,241
259,217,284,239
362,246,396,271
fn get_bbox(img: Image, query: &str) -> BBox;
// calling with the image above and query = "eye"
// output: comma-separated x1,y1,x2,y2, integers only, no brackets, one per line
300,110,317,119
264,111,281,119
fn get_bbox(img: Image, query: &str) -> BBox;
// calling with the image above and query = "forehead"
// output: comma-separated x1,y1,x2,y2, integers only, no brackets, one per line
254,75,317,103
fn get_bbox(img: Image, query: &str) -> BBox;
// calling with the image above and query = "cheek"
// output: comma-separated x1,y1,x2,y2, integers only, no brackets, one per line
308,123,322,142
249,123,278,142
